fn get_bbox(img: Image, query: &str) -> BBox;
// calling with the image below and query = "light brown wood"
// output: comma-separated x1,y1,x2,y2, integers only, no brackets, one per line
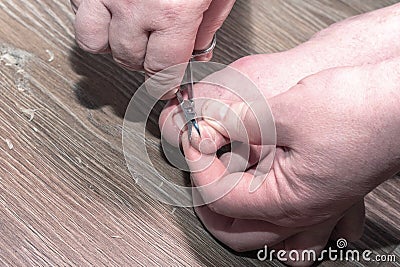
0,0,399,266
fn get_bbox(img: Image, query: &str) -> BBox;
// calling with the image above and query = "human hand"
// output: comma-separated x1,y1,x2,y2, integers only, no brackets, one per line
181,59,400,266
70,0,235,99
159,3,400,147
157,5,400,264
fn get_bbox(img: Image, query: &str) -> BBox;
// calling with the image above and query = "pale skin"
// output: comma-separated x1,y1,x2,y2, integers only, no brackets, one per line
179,60,400,266
72,2,400,266
159,4,400,267
70,0,235,98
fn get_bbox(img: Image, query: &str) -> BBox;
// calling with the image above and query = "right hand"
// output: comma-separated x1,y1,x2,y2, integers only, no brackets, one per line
70,0,235,99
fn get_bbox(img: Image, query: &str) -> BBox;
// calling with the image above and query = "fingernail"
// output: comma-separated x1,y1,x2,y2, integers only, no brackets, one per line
199,138,217,154
203,100,228,120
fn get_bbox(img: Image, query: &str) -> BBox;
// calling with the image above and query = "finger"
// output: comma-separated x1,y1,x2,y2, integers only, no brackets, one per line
267,83,309,147
74,0,111,53
195,205,297,252
331,200,365,242
282,222,334,267
143,0,217,99
183,139,284,221
219,143,254,173
144,28,198,99
159,98,228,150
219,143,273,174
185,143,314,227
182,133,227,183
246,145,276,176
194,0,236,61
159,65,255,146
108,12,149,70
201,98,275,145
192,120,229,154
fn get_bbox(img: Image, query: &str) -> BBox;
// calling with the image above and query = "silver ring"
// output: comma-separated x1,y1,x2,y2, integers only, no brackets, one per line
192,34,217,58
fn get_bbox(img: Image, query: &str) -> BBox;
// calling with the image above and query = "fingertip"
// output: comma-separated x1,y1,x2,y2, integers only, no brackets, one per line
181,132,208,165
198,138,218,154
189,120,228,154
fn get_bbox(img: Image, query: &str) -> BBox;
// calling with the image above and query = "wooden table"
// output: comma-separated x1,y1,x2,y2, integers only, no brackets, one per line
0,0,399,266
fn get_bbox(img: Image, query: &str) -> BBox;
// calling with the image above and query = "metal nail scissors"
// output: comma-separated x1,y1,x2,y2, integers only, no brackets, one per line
176,34,217,140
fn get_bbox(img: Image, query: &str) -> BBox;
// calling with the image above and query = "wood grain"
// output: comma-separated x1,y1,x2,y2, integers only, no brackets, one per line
0,0,399,266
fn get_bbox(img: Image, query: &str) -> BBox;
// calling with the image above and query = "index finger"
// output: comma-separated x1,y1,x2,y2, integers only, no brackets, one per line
144,26,199,99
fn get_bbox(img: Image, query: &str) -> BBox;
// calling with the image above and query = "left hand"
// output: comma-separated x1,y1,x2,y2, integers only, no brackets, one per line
179,59,400,266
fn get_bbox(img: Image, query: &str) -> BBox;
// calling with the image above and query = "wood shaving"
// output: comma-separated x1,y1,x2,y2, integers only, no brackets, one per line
0,53,18,66
45,49,54,62
20,108,38,121
4,139,13,150
1,44,32,92
111,235,122,239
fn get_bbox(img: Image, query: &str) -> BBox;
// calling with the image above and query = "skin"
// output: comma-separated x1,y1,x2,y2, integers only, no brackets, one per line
159,4,400,266
184,60,400,266
70,0,235,99
71,0,400,265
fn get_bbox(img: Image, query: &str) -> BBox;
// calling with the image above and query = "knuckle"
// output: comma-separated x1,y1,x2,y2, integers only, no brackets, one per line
111,44,145,69
158,0,184,21
159,0,186,12
159,0,210,20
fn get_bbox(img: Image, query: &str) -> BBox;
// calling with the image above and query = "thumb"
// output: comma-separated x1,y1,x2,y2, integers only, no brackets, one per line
201,98,276,145
267,83,306,147
194,0,236,61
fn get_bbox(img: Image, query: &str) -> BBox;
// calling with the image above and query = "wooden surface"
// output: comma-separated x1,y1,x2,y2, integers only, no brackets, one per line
0,0,399,266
